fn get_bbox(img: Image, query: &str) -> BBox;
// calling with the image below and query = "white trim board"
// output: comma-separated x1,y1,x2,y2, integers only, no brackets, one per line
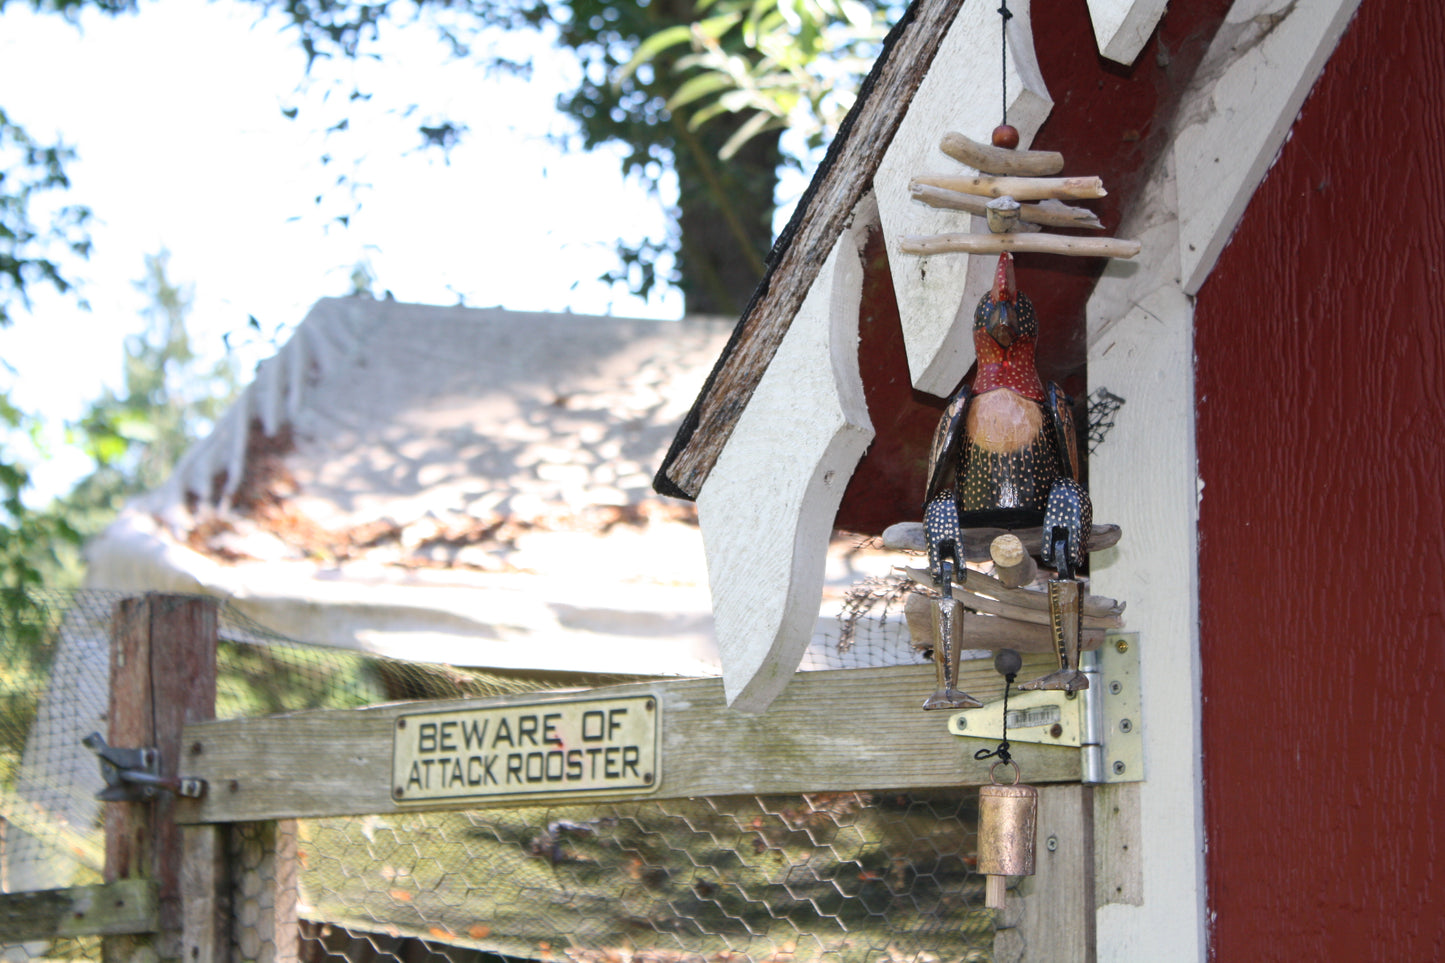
1083,1,1361,955
1175,0,1363,293
698,199,876,712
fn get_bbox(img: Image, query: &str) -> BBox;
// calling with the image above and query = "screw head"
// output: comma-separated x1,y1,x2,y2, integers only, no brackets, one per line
1119,718,1133,733
1113,760,1127,775
1048,723,1063,738
1108,680,1123,695
1046,835,1059,852
1115,638,1129,653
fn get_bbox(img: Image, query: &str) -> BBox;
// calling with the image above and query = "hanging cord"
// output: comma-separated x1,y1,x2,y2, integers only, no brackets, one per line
974,649,1021,766
998,0,1013,126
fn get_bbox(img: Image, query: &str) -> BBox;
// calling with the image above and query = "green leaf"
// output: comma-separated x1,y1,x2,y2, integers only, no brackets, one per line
719,110,785,159
615,24,696,83
667,73,738,112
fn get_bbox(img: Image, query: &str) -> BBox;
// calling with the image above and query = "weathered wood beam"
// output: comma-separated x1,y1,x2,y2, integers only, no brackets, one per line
0,880,157,942
105,595,218,961
179,664,1082,825
993,785,1095,963
654,0,972,501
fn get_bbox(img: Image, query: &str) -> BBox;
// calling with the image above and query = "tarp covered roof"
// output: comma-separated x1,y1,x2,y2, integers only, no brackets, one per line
86,297,737,675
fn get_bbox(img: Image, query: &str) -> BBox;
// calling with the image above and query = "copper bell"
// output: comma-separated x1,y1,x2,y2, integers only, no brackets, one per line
977,761,1038,910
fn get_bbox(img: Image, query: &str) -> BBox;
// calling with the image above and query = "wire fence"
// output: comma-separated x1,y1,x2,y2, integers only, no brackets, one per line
0,589,991,963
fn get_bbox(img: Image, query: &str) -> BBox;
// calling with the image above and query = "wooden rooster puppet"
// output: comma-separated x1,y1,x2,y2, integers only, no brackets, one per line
923,252,1090,700
896,128,1139,709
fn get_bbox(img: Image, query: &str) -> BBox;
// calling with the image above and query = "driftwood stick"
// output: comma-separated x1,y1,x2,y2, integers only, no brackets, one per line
990,534,1039,589
901,232,1143,259
881,521,1123,560
904,593,1104,653
912,173,1106,201
907,184,1043,231
910,183,1104,230
939,132,1065,176
959,584,1122,629
895,563,1121,615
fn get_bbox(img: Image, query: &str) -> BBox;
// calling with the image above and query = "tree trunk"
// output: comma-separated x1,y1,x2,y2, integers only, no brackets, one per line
671,116,780,316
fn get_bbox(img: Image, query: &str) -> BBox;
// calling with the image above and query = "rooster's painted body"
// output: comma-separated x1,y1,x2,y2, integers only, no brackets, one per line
922,253,1091,699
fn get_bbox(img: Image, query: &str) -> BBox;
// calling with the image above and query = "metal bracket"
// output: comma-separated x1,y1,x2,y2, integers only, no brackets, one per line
82,733,207,801
947,632,1143,784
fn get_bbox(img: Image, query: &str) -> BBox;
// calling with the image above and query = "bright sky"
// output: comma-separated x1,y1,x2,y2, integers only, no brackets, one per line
0,1,698,503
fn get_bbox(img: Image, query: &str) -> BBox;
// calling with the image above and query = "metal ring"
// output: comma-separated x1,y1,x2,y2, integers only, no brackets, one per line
990,760,1022,786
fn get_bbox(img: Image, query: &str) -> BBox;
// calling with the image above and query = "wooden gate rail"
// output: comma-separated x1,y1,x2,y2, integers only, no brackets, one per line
177,655,1080,825
0,880,157,943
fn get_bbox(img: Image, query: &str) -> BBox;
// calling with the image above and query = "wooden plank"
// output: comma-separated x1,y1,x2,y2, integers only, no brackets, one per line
1085,122,1205,958
653,0,969,501
104,597,159,963
696,213,874,712
1093,782,1142,908
149,596,218,954
105,598,154,886
0,880,157,941
994,784,1094,963
103,595,219,962
180,825,230,962
180,662,1081,824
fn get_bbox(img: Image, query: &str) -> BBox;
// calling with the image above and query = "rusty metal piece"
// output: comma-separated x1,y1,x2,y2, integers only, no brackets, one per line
977,761,1038,910
82,732,207,801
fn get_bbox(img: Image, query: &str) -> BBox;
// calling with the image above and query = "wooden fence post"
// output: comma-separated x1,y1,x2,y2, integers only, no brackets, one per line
993,784,1096,963
104,594,218,963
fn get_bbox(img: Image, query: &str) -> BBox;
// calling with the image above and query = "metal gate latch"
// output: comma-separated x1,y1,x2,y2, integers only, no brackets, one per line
82,733,207,801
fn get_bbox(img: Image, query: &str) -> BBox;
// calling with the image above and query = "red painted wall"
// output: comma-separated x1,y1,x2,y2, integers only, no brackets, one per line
1194,1,1444,958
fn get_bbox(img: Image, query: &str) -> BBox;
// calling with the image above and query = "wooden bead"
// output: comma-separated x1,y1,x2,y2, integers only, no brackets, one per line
992,124,1020,149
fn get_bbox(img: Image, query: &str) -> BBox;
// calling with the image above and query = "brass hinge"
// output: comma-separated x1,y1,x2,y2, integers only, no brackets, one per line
946,632,1143,784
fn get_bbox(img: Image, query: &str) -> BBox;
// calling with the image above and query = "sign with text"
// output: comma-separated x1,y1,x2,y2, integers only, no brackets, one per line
391,695,659,804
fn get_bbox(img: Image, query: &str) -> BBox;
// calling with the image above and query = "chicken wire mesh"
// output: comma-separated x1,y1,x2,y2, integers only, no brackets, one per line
292,791,990,963
0,588,991,962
